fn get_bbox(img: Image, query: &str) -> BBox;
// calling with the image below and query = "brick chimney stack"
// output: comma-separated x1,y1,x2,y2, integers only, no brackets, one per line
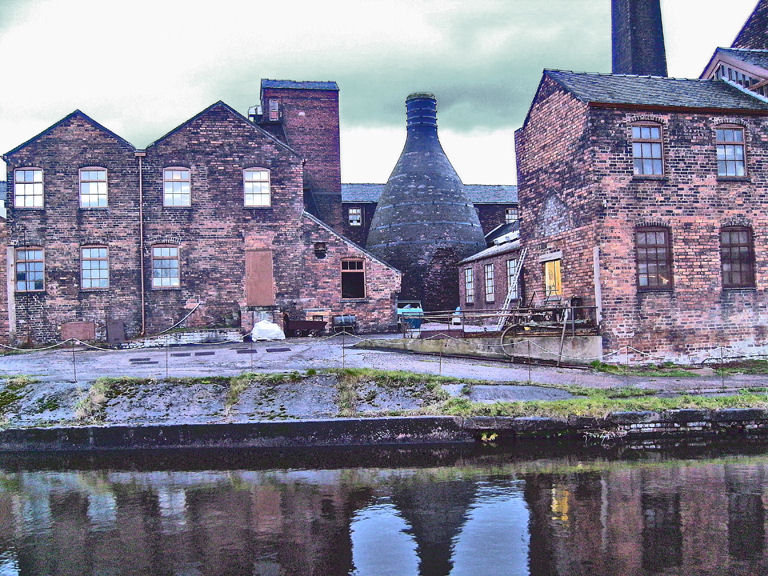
612,0,668,77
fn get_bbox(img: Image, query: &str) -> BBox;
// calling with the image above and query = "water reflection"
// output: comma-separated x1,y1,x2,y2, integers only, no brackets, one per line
0,447,767,575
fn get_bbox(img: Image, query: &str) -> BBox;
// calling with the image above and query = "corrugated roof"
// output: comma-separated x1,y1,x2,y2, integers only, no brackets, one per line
459,240,521,264
546,70,768,110
716,47,768,70
341,183,518,204
261,79,339,91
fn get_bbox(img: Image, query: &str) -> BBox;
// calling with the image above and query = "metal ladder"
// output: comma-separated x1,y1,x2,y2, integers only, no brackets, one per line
496,247,527,331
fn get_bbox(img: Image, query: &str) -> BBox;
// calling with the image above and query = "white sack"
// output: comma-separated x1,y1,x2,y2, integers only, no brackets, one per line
250,320,286,341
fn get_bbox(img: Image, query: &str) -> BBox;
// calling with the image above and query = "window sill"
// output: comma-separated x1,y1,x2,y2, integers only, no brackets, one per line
717,176,750,182
638,288,673,294
79,207,109,210
723,286,756,292
631,176,667,182
244,205,272,210
163,205,193,209
341,298,368,303
151,286,181,291
14,206,45,211
80,288,110,293
15,290,45,294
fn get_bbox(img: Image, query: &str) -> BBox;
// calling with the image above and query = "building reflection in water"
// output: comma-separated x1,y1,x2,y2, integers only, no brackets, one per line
0,456,766,574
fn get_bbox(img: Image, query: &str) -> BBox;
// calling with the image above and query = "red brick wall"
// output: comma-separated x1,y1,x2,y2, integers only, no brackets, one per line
592,108,768,359
3,112,141,344
0,220,7,344
515,77,598,310
261,87,343,231
457,247,523,313
517,74,768,361
142,102,306,334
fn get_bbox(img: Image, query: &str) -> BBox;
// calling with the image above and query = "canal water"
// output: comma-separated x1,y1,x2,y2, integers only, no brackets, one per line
0,442,767,575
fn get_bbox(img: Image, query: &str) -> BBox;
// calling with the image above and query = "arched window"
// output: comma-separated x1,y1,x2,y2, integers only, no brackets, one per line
720,226,755,288
716,125,746,177
631,123,664,176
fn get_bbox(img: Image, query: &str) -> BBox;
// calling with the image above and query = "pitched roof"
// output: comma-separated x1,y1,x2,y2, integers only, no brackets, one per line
459,239,521,265
715,47,768,70
261,79,339,91
341,183,518,204
3,110,135,159
545,70,768,111
146,101,301,158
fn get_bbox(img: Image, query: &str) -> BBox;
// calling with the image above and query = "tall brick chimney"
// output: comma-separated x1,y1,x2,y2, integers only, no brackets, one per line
259,80,343,230
612,0,668,76
732,0,768,49
367,93,486,311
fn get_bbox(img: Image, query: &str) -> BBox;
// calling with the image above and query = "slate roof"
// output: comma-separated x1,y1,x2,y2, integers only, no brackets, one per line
715,47,768,70
261,79,339,91
546,70,768,111
341,183,518,204
459,239,521,265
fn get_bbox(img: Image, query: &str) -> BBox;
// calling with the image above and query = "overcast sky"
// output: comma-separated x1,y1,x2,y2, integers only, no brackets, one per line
0,0,759,184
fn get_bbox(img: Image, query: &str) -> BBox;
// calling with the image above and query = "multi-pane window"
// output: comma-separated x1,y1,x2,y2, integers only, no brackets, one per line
348,207,362,226
716,127,746,177
636,227,673,291
464,268,474,304
505,207,518,224
244,169,271,207
506,258,519,300
15,248,44,292
721,227,755,289
79,168,108,208
484,264,495,302
163,168,191,207
14,169,43,208
631,124,663,176
341,260,365,298
81,247,109,290
152,245,180,288
544,259,562,298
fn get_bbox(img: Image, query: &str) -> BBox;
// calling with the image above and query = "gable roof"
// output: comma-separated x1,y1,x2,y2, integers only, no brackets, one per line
544,70,768,112
3,109,135,159
261,79,339,91
715,47,768,70
302,211,401,274
147,101,301,158
341,183,518,204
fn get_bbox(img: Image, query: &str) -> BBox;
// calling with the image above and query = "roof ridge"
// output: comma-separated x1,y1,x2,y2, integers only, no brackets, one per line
547,69,715,82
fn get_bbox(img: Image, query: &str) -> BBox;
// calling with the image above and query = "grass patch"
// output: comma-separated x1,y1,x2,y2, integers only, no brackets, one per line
75,377,153,422
432,392,768,419
0,376,37,415
590,360,698,378
715,360,768,375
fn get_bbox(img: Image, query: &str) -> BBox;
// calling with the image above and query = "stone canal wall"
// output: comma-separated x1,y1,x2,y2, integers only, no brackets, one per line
2,409,768,451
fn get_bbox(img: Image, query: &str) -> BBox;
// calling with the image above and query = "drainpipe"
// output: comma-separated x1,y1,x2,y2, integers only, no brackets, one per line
135,150,147,335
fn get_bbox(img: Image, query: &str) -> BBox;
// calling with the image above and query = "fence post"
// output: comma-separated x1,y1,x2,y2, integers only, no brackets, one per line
527,340,532,385
165,335,170,379
342,330,346,369
71,340,78,383
720,345,725,390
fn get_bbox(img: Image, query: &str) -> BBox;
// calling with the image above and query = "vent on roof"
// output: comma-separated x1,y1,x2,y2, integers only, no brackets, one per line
268,99,279,121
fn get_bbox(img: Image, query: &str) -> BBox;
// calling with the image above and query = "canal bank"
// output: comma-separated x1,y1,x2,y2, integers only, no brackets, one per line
3,408,768,451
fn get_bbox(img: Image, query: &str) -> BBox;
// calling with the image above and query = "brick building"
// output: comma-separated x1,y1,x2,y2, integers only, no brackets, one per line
1,95,401,344
510,0,768,361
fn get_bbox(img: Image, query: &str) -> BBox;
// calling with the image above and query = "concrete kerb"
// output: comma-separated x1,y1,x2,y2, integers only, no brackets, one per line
3,408,768,451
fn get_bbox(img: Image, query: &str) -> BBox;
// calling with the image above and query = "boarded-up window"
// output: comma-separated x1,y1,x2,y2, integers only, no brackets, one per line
245,249,275,306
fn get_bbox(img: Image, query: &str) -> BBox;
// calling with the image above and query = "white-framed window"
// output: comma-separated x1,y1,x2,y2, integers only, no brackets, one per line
81,246,109,290
631,123,664,176
716,126,746,177
163,168,191,207
14,169,43,208
152,245,180,288
15,248,45,292
484,264,495,302
79,168,108,208
348,207,362,226
506,258,519,300
505,207,517,224
464,268,474,304
244,168,271,207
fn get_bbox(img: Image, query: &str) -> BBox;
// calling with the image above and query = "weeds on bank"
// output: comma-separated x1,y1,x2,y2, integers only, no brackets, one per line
75,377,151,422
431,391,768,419
0,376,37,415
590,360,698,378
715,360,768,375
